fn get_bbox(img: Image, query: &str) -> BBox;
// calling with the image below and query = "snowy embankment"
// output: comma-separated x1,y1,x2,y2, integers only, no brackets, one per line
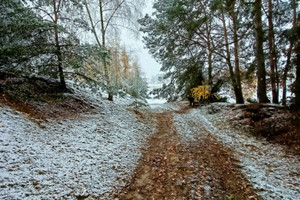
173,103,299,200
0,84,153,200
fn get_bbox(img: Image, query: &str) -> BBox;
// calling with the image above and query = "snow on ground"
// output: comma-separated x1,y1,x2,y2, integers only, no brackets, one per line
146,98,168,109
145,100,180,112
1,82,299,200
146,82,169,109
173,103,299,200
0,84,154,200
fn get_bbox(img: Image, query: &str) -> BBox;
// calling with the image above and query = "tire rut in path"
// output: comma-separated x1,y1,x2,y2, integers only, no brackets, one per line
119,111,261,200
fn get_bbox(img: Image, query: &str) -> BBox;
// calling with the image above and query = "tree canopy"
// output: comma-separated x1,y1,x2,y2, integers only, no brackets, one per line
139,0,299,105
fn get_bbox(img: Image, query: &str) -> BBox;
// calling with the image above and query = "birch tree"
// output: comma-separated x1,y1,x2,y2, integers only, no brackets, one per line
83,0,145,101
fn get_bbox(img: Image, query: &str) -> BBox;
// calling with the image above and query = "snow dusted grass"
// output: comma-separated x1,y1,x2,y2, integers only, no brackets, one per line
175,103,299,200
0,84,153,200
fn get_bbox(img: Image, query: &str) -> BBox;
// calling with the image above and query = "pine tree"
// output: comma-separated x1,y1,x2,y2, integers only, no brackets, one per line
282,0,297,105
29,0,90,90
266,0,279,103
294,14,300,107
253,0,269,103
139,0,208,100
0,0,54,73
0,0,94,89
212,0,245,104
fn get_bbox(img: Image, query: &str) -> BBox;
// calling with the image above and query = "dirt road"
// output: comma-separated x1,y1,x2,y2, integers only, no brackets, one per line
119,106,261,200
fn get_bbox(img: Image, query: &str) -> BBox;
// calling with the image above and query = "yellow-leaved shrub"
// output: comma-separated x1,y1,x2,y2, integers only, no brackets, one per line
191,85,220,103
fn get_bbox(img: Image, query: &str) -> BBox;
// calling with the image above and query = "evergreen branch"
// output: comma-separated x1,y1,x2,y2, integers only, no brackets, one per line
64,71,98,83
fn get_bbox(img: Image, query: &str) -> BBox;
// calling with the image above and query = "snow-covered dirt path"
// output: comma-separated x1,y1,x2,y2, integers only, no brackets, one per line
119,105,260,199
173,102,299,200
119,102,299,199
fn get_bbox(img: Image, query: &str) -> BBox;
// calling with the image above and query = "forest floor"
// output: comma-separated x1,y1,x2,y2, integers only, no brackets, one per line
0,75,299,199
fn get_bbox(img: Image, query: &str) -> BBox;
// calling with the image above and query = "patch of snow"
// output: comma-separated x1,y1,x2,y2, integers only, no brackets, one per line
145,102,180,113
0,83,153,199
146,98,168,109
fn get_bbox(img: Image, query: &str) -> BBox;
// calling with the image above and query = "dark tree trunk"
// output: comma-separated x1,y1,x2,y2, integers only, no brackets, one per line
231,2,244,104
221,11,244,104
203,5,213,85
53,0,66,90
282,0,297,105
208,50,213,85
295,54,300,107
207,29,213,85
282,44,292,105
267,0,278,103
254,0,269,103
100,0,113,101
294,14,300,107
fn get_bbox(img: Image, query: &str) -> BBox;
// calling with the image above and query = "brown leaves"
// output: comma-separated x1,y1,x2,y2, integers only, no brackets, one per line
119,111,261,200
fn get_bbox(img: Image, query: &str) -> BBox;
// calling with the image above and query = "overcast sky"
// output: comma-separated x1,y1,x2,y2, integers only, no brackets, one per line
120,0,161,82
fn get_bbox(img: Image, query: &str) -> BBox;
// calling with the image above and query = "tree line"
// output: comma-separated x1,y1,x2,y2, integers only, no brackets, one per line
139,0,299,106
0,0,147,101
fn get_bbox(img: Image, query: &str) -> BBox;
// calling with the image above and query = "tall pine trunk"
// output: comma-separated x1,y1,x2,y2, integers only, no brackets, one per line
282,0,296,105
53,0,66,90
208,48,213,85
282,45,292,105
206,22,213,85
254,0,269,103
231,2,244,104
294,14,300,107
267,0,279,103
221,11,243,104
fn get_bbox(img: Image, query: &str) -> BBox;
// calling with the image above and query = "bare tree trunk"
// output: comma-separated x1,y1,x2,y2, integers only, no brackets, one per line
267,0,278,103
294,14,300,107
53,0,66,90
206,18,212,85
208,48,213,85
199,0,213,85
231,2,244,104
84,0,113,101
99,0,113,101
221,11,242,104
254,0,269,103
84,0,102,47
282,45,292,105
282,0,296,105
